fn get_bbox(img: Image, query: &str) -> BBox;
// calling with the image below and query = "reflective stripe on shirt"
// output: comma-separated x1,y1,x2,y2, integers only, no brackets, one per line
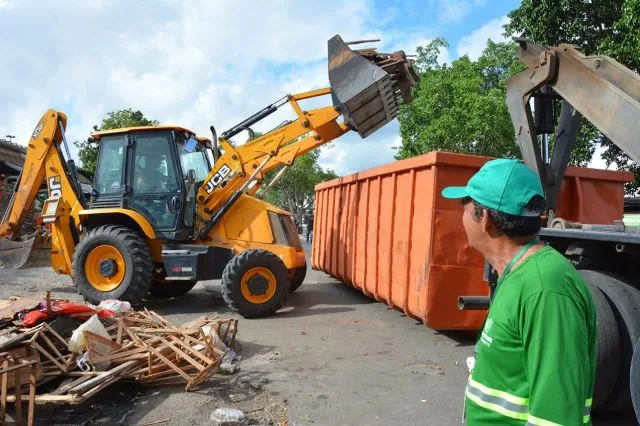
467,376,592,424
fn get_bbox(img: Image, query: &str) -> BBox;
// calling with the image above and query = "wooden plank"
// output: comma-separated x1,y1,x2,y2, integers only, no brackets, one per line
51,376,92,395
147,310,173,327
91,347,150,364
68,360,141,395
75,373,122,400
116,319,123,345
0,297,41,320
31,341,67,372
7,393,77,404
41,323,68,346
1,360,8,420
186,360,221,391
37,329,66,361
125,327,145,347
169,336,215,365
15,363,22,425
84,331,122,351
28,366,36,424
147,347,191,382
157,339,205,372
43,371,101,377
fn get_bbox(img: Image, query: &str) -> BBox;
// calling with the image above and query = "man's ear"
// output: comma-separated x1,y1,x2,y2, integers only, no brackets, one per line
481,209,493,234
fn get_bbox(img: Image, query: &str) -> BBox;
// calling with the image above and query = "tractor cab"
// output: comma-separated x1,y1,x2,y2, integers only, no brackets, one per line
91,126,215,240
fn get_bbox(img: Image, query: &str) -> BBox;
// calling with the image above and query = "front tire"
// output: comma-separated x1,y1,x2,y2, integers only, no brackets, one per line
72,225,152,304
221,249,291,318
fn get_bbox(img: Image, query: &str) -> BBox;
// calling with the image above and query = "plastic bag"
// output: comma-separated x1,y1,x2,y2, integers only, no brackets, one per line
94,299,131,314
67,314,111,354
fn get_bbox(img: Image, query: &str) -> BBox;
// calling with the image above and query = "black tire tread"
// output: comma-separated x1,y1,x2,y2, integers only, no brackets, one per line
72,225,153,305
221,249,290,318
582,277,620,410
289,262,307,294
581,270,640,414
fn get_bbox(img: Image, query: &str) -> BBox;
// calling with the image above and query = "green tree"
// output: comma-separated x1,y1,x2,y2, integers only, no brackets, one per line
397,39,525,161
74,109,159,177
262,150,337,224
505,0,640,193
396,37,595,166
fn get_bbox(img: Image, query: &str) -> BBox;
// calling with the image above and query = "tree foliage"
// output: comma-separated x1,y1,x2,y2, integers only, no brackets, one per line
262,150,337,224
396,37,595,166
396,39,525,160
505,0,640,193
74,109,159,177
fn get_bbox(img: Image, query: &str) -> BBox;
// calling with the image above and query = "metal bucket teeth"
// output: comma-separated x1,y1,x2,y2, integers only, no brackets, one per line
328,35,419,138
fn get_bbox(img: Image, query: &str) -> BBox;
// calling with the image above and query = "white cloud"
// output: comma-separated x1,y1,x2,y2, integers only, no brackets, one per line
318,124,401,176
456,15,510,60
432,0,486,24
0,0,386,167
0,0,13,9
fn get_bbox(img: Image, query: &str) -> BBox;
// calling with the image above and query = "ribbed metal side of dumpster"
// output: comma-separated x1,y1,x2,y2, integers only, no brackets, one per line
310,151,633,331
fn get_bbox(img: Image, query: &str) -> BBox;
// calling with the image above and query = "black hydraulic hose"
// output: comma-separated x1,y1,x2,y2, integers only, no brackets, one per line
221,105,278,140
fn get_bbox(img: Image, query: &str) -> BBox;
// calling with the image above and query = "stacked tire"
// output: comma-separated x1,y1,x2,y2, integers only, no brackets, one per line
580,270,640,418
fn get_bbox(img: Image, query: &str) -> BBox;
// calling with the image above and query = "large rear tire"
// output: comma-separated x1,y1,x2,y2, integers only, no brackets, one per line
581,270,640,414
631,337,640,421
581,274,621,411
72,225,152,305
221,249,291,318
289,262,307,294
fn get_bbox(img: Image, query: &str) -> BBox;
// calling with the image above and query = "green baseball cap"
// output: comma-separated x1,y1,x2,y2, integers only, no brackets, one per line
441,158,545,217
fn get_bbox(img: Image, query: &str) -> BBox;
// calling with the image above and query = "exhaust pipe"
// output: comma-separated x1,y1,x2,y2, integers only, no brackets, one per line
457,296,490,310
327,35,419,138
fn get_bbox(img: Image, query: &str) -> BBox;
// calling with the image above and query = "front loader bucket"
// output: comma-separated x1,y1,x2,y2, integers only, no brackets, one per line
0,232,51,269
328,35,419,138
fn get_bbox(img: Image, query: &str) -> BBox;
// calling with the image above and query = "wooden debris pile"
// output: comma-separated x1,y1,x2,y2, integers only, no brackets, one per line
0,302,237,424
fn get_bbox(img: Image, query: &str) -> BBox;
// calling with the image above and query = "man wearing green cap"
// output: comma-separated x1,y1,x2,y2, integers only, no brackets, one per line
442,158,597,425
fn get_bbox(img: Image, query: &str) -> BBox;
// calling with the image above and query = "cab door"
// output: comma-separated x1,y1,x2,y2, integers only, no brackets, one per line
127,131,183,237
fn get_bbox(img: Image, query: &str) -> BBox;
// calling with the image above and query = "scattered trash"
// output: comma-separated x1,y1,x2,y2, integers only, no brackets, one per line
0,294,239,424
210,407,248,426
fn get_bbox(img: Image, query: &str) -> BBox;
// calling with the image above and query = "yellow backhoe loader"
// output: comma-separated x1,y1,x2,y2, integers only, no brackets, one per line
0,35,418,318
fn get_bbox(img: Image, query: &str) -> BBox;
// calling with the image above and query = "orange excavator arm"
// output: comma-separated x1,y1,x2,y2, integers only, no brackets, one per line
195,35,419,239
0,109,85,269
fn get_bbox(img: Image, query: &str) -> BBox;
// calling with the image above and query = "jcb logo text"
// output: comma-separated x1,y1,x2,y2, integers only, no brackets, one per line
205,164,231,194
48,176,62,197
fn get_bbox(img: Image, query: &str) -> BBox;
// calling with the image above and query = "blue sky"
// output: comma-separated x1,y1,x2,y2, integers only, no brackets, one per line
0,0,546,177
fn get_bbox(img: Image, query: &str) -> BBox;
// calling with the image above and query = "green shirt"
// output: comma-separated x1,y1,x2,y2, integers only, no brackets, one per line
465,245,597,425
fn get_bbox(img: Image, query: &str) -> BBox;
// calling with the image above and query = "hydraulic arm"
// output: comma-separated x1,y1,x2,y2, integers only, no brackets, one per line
195,34,418,239
0,110,85,269
506,38,640,218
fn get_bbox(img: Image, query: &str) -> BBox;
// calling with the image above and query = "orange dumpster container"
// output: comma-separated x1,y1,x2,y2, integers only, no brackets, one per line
311,151,633,331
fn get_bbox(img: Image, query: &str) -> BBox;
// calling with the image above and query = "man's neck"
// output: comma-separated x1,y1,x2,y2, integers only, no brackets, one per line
484,237,540,278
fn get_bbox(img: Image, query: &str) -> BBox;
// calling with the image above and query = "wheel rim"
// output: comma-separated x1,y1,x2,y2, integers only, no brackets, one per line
240,266,277,304
85,245,126,292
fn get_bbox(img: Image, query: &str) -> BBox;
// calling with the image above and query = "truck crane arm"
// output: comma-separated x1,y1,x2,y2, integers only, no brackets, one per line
195,35,418,238
505,38,640,217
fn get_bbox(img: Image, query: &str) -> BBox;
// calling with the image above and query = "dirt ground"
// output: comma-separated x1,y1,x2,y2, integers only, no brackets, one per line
0,243,636,425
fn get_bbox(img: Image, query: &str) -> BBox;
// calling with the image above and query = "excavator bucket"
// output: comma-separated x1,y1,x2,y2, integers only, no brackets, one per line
0,232,51,269
328,35,419,138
